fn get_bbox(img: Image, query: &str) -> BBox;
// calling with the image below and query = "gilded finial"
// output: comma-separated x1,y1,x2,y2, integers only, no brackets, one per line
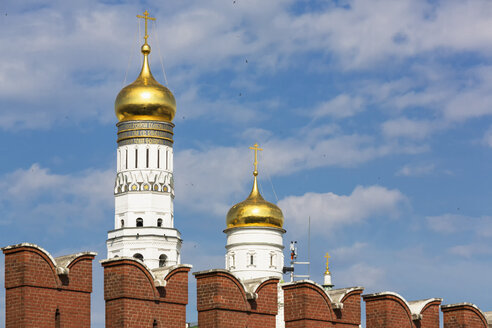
249,143,263,176
324,252,331,275
137,10,156,45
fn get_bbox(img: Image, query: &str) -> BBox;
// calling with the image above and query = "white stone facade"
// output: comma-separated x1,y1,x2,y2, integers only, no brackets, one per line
225,226,286,328
107,142,181,269
225,226,284,281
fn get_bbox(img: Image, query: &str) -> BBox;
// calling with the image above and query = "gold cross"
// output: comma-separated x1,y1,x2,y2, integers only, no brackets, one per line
249,143,263,175
137,10,156,44
324,252,331,274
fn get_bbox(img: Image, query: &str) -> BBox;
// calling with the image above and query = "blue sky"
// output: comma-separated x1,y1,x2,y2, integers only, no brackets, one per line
1,0,492,326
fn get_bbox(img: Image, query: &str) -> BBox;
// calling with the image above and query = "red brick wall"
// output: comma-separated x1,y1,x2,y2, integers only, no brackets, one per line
363,293,413,328
194,269,279,328
442,303,488,328
102,258,190,328
420,300,442,328
3,244,95,328
283,282,362,328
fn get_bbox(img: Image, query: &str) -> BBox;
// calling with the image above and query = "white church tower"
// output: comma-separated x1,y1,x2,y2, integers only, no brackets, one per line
225,144,287,328
107,11,181,269
224,144,285,280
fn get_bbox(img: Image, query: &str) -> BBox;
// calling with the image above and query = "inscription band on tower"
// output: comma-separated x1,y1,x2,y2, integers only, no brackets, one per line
116,121,174,146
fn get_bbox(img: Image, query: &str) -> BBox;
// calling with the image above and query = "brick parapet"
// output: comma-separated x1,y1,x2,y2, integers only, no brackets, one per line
282,280,363,327
441,303,489,328
2,243,96,328
363,291,442,328
194,269,279,328
101,257,191,328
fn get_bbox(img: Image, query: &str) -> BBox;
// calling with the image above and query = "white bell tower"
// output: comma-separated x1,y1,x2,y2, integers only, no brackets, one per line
106,11,181,270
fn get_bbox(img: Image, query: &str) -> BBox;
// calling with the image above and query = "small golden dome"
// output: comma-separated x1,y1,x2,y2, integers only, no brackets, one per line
226,172,284,229
115,43,176,122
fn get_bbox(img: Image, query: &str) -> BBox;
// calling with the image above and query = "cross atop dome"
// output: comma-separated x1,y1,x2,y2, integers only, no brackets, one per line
136,10,155,44
249,143,263,176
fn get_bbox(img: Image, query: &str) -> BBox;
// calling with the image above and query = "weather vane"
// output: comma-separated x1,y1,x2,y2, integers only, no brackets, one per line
324,252,331,275
249,143,263,176
137,10,156,44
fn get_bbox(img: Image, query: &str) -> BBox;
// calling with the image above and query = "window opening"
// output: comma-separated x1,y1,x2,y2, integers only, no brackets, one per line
135,148,138,168
121,219,124,228
157,148,160,168
55,308,60,328
250,254,254,266
136,218,143,227
146,148,149,168
133,253,144,261
153,319,158,327
125,149,128,169
159,254,167,267
157,218,163,227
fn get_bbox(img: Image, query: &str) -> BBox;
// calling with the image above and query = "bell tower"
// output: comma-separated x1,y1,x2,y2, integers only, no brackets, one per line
107,11,181,269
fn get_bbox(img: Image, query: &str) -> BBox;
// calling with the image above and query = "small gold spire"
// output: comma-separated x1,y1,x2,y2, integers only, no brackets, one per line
249,143,263,176
324,252,331,275
136,10,156,44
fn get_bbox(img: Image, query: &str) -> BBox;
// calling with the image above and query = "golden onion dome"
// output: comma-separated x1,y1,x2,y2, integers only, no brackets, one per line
226,171,284,229
115,42,176,122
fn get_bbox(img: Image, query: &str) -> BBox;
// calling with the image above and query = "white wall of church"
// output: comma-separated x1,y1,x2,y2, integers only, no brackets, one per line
225,226,284,281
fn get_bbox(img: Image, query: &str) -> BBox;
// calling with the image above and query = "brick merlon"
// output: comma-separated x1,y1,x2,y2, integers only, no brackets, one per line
441,302,491,326
363,291,442,321
2,242,97,276
194,268,279,300
101,256,191,287
282,280,363,310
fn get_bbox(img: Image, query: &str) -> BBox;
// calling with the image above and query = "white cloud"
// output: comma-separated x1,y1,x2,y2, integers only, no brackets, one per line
449,244,492,258
336,262,386,290
427,214,492,237
4,0,492,129
0,164,114,231
312,94,365,119
483,126,492,148
382,118,434,140
396,163,435,177
174,127,418,216
278,185,407,235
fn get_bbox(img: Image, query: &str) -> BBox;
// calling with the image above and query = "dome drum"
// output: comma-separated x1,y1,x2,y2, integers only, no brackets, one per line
116,120,174,147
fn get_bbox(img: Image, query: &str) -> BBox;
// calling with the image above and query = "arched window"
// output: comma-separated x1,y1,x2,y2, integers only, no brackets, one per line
153,319,158,327
133,253,144,261
120,219,124,228
136,218,143,227
157,218,163,227
159,254,167,267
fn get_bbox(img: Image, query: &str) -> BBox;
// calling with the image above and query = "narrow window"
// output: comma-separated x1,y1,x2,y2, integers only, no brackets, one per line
136,218,143,227
159,254,167,267
125,149,128,169
157,148,160,168
157,218,162,227
250,254,254,266
55,308,60,328
146,148,149,168
121,219,124,228
133,253,144,261
135,148,138,168
166,149,169,170
153,319,158,327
